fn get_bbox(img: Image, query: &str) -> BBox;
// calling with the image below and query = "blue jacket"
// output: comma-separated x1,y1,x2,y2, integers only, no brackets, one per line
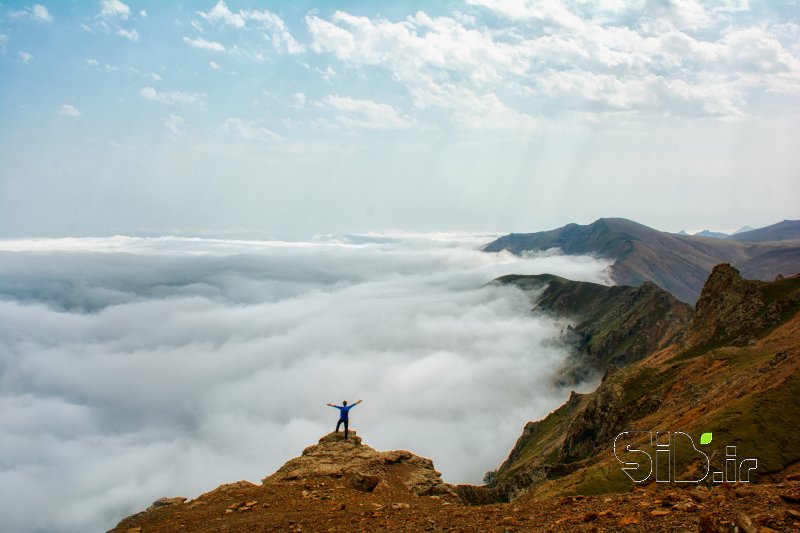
332,404,356,420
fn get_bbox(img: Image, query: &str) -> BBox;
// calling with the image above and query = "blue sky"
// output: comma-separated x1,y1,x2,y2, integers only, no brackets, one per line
1,0,799,237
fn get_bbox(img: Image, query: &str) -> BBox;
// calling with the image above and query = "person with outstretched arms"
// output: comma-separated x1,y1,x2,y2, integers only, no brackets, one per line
326,399,362,440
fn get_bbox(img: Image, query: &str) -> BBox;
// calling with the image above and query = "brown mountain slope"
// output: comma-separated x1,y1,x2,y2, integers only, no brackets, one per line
481,265,800,507
484,218,800,303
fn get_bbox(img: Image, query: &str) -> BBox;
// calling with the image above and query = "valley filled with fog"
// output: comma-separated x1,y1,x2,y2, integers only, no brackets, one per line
0,234,611,532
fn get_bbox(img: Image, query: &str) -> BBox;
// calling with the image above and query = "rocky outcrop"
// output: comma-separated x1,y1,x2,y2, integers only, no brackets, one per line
265,430,453,497
684,264,800,349
683,264,764,348
111,431,459,532
146,497,187,511
560,379,628,462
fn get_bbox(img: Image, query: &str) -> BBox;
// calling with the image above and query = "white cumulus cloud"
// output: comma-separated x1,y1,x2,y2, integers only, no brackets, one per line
322,95,413,130
117,28,138,41
245,8,304,54
99,0,130,19
164,113,185,135
140,87,205,106
58,104,81,117
199,0,245,28
32,4,53,23
221,117,280,142
183,36,225,52
10,4,53,22
197,1,303,54
305,4,800,122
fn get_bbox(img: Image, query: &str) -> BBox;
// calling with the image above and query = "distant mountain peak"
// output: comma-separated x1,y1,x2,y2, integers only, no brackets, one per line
694,229,730,239
484,218,800,303
727,219,800,243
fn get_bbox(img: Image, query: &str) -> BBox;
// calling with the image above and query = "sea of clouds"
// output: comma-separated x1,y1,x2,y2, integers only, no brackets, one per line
0,233,611,533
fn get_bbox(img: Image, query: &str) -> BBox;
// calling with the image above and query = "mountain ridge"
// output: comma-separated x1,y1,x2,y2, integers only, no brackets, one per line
695,230,729,239
493,273,692,381
726,219,800,243
484,217,800,303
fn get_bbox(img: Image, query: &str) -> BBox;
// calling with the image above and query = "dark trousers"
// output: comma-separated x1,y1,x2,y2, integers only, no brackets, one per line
336,418,349,439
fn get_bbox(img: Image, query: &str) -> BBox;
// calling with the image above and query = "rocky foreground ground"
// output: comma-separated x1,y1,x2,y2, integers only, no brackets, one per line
111,430,800,533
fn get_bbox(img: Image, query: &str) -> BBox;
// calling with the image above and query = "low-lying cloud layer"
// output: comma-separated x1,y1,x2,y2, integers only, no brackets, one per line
0,234,610,533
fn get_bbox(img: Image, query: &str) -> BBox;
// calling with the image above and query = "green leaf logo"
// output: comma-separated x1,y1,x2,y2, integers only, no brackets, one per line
700,432,713,445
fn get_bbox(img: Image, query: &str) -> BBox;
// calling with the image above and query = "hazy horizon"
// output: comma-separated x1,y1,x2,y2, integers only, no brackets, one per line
0,215,793,242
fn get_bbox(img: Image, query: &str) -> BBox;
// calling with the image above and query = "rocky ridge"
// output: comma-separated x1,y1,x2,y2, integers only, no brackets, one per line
683,263,800,349
495,273,692,381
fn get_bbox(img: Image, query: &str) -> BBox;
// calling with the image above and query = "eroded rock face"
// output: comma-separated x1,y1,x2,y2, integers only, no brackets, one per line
561,380,627,462
265,430,452,497
684,264,765,348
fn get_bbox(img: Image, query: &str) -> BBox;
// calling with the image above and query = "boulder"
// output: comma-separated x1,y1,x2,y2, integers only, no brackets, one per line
146,497,186,511
350,473,380,492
